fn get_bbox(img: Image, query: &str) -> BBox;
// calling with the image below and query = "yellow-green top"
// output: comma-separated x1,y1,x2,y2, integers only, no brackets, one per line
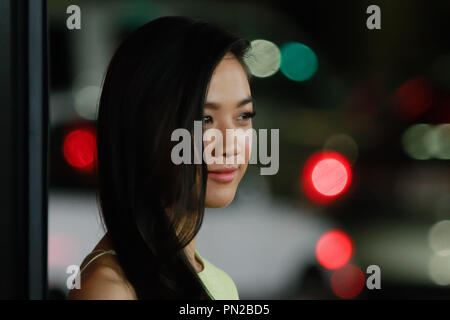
79,249,239,300
195,250,239,300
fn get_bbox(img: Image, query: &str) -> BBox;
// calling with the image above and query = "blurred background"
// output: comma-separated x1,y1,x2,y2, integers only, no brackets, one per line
46,0,450,299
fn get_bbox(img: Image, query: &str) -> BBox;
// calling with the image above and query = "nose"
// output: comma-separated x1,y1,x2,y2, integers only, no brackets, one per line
217,123,248,166
207,128,239,159
204,122,241,165
222,130,240,160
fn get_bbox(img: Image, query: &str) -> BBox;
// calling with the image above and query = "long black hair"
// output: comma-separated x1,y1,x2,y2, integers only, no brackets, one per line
96,16,251,299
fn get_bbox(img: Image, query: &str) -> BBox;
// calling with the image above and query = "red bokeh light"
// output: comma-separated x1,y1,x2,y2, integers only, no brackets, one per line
331,264,365,299
316,230,353,270
394,76,434,120
301,151,352,204
63,128,96,172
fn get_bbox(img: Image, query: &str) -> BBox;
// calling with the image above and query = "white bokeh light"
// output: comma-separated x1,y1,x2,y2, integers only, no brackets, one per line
73,85,101,120
244,39,281,78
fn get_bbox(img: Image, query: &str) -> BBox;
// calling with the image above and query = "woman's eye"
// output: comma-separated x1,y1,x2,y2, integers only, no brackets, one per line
237,111,256,121
202,115,213,124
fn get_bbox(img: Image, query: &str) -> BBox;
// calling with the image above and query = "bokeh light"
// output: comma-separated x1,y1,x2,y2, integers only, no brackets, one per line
429,254,450,286
402,123,450,160
63,128,97,172
331,264,365,299
120,0,161,32
301,151,352,203
316,230,353,270
402,123,433,160
394,77,434,120
433,124,450,159
312,159,348,196
73,85,101,120
428,220,450,256
244,39,281,78
280,42,318,81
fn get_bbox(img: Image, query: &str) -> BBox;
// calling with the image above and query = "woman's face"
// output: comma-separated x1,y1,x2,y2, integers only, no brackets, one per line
202,52,253,208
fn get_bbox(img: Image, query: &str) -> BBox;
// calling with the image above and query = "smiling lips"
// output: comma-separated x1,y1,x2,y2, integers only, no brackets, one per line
207,167,238,183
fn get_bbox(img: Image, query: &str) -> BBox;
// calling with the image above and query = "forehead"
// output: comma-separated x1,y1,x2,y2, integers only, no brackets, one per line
206,54,251,103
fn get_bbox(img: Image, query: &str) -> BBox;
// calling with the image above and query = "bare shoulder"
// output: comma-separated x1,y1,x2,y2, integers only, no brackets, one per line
67,252,137,300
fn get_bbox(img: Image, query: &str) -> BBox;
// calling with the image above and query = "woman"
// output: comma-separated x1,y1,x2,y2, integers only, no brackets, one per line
67,16,254,300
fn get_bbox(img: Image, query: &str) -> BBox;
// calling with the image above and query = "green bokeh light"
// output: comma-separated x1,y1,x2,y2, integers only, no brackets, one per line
280,42,318,82
402,123,433,160
434,124,450,159
120,0,160,32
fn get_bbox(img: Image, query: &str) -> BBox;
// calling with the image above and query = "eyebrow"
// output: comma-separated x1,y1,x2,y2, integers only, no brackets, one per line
204,96,253,110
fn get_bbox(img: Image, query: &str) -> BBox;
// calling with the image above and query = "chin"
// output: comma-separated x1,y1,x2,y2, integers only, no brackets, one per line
204,184,237,208
205,198,233,208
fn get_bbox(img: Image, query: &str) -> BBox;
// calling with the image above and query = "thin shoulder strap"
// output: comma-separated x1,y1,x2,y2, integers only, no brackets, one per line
80,249,117,274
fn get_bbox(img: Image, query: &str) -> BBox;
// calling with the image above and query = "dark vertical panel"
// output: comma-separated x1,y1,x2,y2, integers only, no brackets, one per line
0,0,25,300
27,0,48,300
0,0,48,299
